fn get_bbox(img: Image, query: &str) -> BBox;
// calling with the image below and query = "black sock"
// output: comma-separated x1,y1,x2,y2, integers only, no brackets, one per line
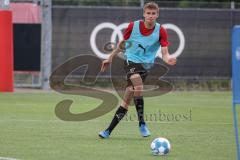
134,96,145,126
106,106,127,133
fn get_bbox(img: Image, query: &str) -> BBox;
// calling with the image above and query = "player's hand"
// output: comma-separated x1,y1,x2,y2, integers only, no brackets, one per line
100,59,111,72
163,56,177,65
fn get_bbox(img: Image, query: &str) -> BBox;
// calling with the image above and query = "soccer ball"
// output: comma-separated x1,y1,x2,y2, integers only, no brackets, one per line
150,137,171,156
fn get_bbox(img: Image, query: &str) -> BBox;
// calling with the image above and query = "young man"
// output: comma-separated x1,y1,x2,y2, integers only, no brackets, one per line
99,2,176,138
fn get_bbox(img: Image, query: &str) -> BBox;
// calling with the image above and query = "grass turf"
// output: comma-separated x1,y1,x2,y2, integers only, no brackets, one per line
0,91,238,160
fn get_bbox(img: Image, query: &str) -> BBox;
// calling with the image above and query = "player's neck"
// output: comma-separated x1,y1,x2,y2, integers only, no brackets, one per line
143,20,155,29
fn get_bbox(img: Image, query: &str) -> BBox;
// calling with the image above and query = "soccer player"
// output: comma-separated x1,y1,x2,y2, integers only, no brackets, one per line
99,2,176,138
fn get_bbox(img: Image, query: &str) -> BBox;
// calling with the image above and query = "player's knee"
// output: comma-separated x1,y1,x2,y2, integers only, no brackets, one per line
134,85,143,92
126,86,134,92
133,85,143,96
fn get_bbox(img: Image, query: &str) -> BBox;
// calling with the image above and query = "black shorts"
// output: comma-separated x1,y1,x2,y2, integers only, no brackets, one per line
124,60,148,87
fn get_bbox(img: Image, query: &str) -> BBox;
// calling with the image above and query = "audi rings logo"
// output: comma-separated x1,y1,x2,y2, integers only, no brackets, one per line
90,22,185,59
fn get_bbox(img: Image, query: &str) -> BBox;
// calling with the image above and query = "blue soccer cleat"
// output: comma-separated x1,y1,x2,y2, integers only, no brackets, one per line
99,130,110,139
139,123,151,137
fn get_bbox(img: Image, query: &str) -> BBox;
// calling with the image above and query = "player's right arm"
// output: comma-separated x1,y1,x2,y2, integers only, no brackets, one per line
100,40,125,72
101,22,134,72
100,22,133,72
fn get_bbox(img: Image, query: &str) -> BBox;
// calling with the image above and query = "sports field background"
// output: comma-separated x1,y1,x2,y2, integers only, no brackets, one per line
0,91,238,160
1,0,240,160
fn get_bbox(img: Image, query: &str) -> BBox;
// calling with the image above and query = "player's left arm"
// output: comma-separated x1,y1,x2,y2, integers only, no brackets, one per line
162,46,177,66
160,26,177,66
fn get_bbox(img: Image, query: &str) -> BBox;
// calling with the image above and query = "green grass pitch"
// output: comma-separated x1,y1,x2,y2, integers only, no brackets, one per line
0,91,238,160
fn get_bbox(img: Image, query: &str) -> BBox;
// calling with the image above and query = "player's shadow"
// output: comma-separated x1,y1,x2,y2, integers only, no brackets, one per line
97,136,150,141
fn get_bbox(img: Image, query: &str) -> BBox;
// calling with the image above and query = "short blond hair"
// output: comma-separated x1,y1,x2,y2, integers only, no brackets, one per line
143,2,159,13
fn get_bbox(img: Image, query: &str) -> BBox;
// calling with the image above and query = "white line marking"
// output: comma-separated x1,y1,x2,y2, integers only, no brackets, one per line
0,157,20,160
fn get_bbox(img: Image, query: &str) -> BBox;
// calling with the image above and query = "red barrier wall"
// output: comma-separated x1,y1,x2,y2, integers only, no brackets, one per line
0,10,13,92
